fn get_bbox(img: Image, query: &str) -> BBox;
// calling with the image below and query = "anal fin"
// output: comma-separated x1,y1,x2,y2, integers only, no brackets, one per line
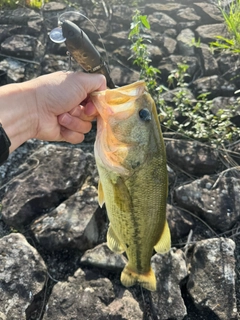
107,224,125,254
154,220,171,254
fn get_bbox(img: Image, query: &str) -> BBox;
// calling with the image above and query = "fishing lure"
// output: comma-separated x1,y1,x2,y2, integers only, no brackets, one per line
49,13,115,88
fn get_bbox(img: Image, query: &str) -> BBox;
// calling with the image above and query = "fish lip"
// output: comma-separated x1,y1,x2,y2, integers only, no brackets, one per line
91,81,146,115
91,80,146,96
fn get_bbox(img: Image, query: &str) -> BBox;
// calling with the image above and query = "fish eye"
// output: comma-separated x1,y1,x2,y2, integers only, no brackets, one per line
139,108,151,122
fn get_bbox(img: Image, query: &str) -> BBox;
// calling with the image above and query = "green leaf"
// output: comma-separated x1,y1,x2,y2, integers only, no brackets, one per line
140,15,150,29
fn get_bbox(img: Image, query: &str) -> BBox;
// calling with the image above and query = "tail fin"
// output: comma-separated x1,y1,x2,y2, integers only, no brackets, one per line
120,264,156,291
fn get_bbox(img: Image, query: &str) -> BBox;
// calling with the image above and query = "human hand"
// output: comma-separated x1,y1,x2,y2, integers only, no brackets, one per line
32,71,106,143
0,71,106,153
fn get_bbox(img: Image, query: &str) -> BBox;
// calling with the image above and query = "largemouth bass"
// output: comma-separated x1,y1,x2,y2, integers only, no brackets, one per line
91,81,171,291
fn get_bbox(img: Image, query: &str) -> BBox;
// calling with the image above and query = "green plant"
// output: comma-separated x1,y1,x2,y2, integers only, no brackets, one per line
0,0,23,7
190,37,201,48
26,0,48,8
210,0,240,53
0,0,49,8
161,65,240,147
128,10,164,97
128,11,240,147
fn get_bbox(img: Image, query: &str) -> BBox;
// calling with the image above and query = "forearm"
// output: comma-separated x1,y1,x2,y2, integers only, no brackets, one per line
0,81,37,153
0,71,106,155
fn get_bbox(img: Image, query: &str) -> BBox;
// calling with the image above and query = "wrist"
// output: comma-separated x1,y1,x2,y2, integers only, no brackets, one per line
0,81,38,153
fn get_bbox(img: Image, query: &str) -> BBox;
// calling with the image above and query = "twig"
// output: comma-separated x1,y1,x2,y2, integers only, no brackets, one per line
0,53,40,65
212,166,240,189
184,229,193,256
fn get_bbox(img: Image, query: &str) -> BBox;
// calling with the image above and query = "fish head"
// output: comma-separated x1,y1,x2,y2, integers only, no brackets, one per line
91,81,159,174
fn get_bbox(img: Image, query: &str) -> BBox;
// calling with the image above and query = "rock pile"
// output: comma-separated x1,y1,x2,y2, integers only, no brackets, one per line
0,1,240,320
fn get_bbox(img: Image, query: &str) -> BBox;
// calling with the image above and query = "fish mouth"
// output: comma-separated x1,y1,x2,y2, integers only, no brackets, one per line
91,80,146,116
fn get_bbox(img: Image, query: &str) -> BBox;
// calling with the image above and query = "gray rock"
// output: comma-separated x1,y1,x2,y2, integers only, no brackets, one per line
105,291,143,319
152,249,188,320
198,43,219,76
141,30,177,56
187,238,238,320
0,7,41,25
145,3,186,18
194,2,224,23
81,18,109,43
160,87,196,108
218,53,240,87
0,23,42,44
109,64,140,86
42,1,68,31
81,242,127,271
27,16,44,36
177,28,195,56
232,142,240,165
162,36,177,55
195,23,227,43
92,3,110,19
218,53,240,75
163,28,178,38
0,58,26,83
192,75,236,98
0,233,47,319
211,96,239,115
178,21,198,31
167,164,177,186
176,7,201,28
31,185,107,251
1,144,97,228
148,12,177,33
159,55,200,84
42,267,143,319
41,54,72,73
0,139,43,188
0,18,43,40
167,204,195,244
44,249,187,320
174,175,240,232
103,31,131,52
148,44,163,64
165,139,219,175
1,35,37,60
112,5,135,24
113,45,132,65
0,25,10,43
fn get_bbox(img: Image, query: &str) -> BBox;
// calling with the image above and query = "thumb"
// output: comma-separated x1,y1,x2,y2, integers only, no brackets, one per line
74,72,107,94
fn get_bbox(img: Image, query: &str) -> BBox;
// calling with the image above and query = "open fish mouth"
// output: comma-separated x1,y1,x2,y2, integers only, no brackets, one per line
91,80,146,116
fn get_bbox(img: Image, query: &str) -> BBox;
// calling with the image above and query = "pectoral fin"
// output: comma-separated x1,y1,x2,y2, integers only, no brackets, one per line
98,180,105,207
154,220,171,254
107,224,125,254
